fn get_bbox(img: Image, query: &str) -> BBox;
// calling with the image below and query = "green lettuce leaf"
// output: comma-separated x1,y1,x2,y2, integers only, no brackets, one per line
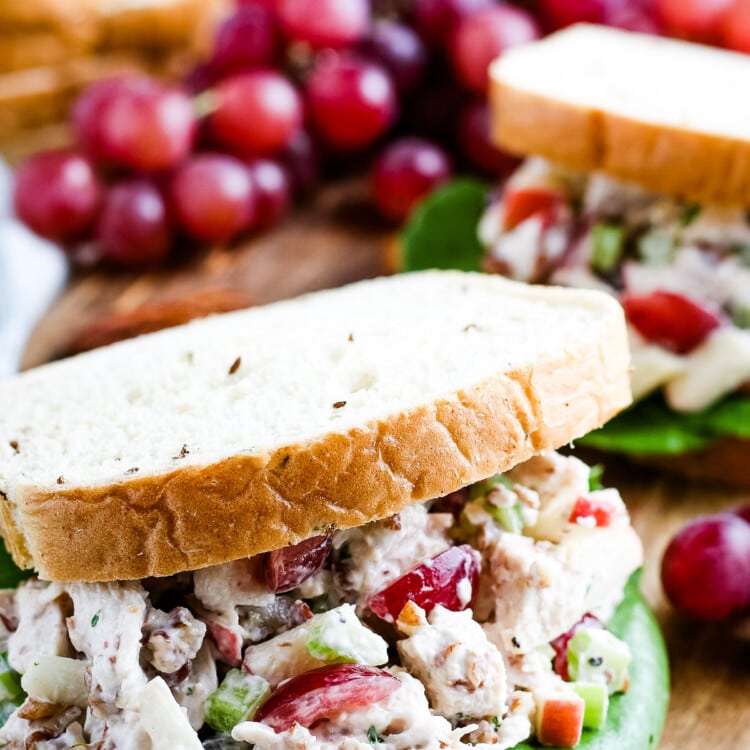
580,395,750,455
513,571,669,750
401,179,488,272
0,540,32,590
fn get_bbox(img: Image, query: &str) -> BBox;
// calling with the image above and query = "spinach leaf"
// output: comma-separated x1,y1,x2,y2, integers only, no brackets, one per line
513,571,669,750
0,539,32,590
580,395,750,455
400,179,488,272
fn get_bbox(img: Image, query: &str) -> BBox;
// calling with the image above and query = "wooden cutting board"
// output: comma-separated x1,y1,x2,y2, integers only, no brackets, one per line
21,178,750,750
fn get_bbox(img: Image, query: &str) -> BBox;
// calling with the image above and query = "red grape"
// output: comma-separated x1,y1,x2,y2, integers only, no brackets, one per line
661,514,750,620
97,180,171,265
450,5,541,94
277,0,371,49
550,614,603,680
622,291,723,354
211,70,303,156
655,0,732,43
362,20,429,94
372,137,452,222
14,150,102,242
278,129,319,193
245,159,292,229
204,618,243,666
306,56,397,151
170,154,257,243
606,3,664,33
457,100,519,176
210,6,278,75
73,76,196,172
540,0,618,27
183,63,218,95
255,665,400,732
367,545,481,623
265,535,332,594
414,0,493,46
722,0,750,53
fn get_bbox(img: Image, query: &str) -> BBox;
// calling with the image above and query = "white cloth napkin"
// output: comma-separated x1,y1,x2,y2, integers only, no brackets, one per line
0,159,68,378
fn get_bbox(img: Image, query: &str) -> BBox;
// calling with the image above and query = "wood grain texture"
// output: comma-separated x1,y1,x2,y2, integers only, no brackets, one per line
21,179,750,749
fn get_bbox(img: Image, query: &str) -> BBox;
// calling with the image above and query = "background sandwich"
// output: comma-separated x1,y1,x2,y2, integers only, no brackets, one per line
0,272,667,749
484,25,750,484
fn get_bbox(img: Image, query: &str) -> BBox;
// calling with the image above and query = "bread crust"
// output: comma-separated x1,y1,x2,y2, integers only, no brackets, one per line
1,311,630,582
490,78,750,207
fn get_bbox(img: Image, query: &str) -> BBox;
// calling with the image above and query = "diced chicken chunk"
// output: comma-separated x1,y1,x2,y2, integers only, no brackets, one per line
8,581,72,674
66,582,148,711
397,604,507,722
143,606,206,674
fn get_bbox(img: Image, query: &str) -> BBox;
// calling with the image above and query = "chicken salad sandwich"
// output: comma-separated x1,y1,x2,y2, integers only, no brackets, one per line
482,24,750,483
0,271,668,749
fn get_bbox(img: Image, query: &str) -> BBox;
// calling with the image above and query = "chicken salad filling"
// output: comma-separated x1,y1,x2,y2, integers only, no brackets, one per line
0,452,643,750
479,159,750,414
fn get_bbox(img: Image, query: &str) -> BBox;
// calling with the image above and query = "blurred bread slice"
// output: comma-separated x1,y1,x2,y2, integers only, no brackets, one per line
0,56,144,145
490,24,750,206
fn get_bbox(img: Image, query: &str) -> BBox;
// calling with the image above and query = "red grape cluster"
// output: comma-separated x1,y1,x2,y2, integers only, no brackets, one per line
18,0,748,263
661,507,750,620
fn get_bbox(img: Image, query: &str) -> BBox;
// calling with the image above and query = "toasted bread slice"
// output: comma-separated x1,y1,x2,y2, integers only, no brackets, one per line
490,24,750,206
0,272,630,582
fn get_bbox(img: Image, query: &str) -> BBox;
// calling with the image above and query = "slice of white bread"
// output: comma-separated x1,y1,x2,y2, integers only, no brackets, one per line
0,272,630,582
490,24,750,206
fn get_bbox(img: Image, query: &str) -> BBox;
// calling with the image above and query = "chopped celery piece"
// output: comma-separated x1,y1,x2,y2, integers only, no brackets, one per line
468,474,512,501
591,223,625,272
637,230,674,265
568,628,632,694
487,503,525,534
0,653,23,704
573,682,610,729
306,605,388,666
588,464,605,491
205,670,270,733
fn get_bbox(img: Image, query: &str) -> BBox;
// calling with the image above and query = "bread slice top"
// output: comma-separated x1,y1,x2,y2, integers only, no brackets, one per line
0,271,630,582
490,24,750,206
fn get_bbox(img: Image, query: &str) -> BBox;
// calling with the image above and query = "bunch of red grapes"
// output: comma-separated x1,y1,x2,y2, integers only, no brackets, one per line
12,0,750,265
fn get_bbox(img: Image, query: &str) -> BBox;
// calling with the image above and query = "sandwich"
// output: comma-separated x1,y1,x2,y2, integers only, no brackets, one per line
0,271,668,749
478,25,750,484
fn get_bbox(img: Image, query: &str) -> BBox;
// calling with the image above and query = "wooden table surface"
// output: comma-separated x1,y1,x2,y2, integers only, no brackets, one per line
21,179,750,750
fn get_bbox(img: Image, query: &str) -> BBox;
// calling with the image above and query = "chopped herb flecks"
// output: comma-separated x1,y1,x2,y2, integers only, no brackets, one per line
91,611,101,627
367,726,384,744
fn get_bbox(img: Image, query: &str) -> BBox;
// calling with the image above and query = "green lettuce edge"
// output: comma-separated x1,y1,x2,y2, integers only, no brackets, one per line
579,395,750,456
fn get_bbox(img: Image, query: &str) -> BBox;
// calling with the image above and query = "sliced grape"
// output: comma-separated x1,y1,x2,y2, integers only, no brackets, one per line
254,664,399,732
367,545,480,624
622,290,723,354
265,535,332,594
